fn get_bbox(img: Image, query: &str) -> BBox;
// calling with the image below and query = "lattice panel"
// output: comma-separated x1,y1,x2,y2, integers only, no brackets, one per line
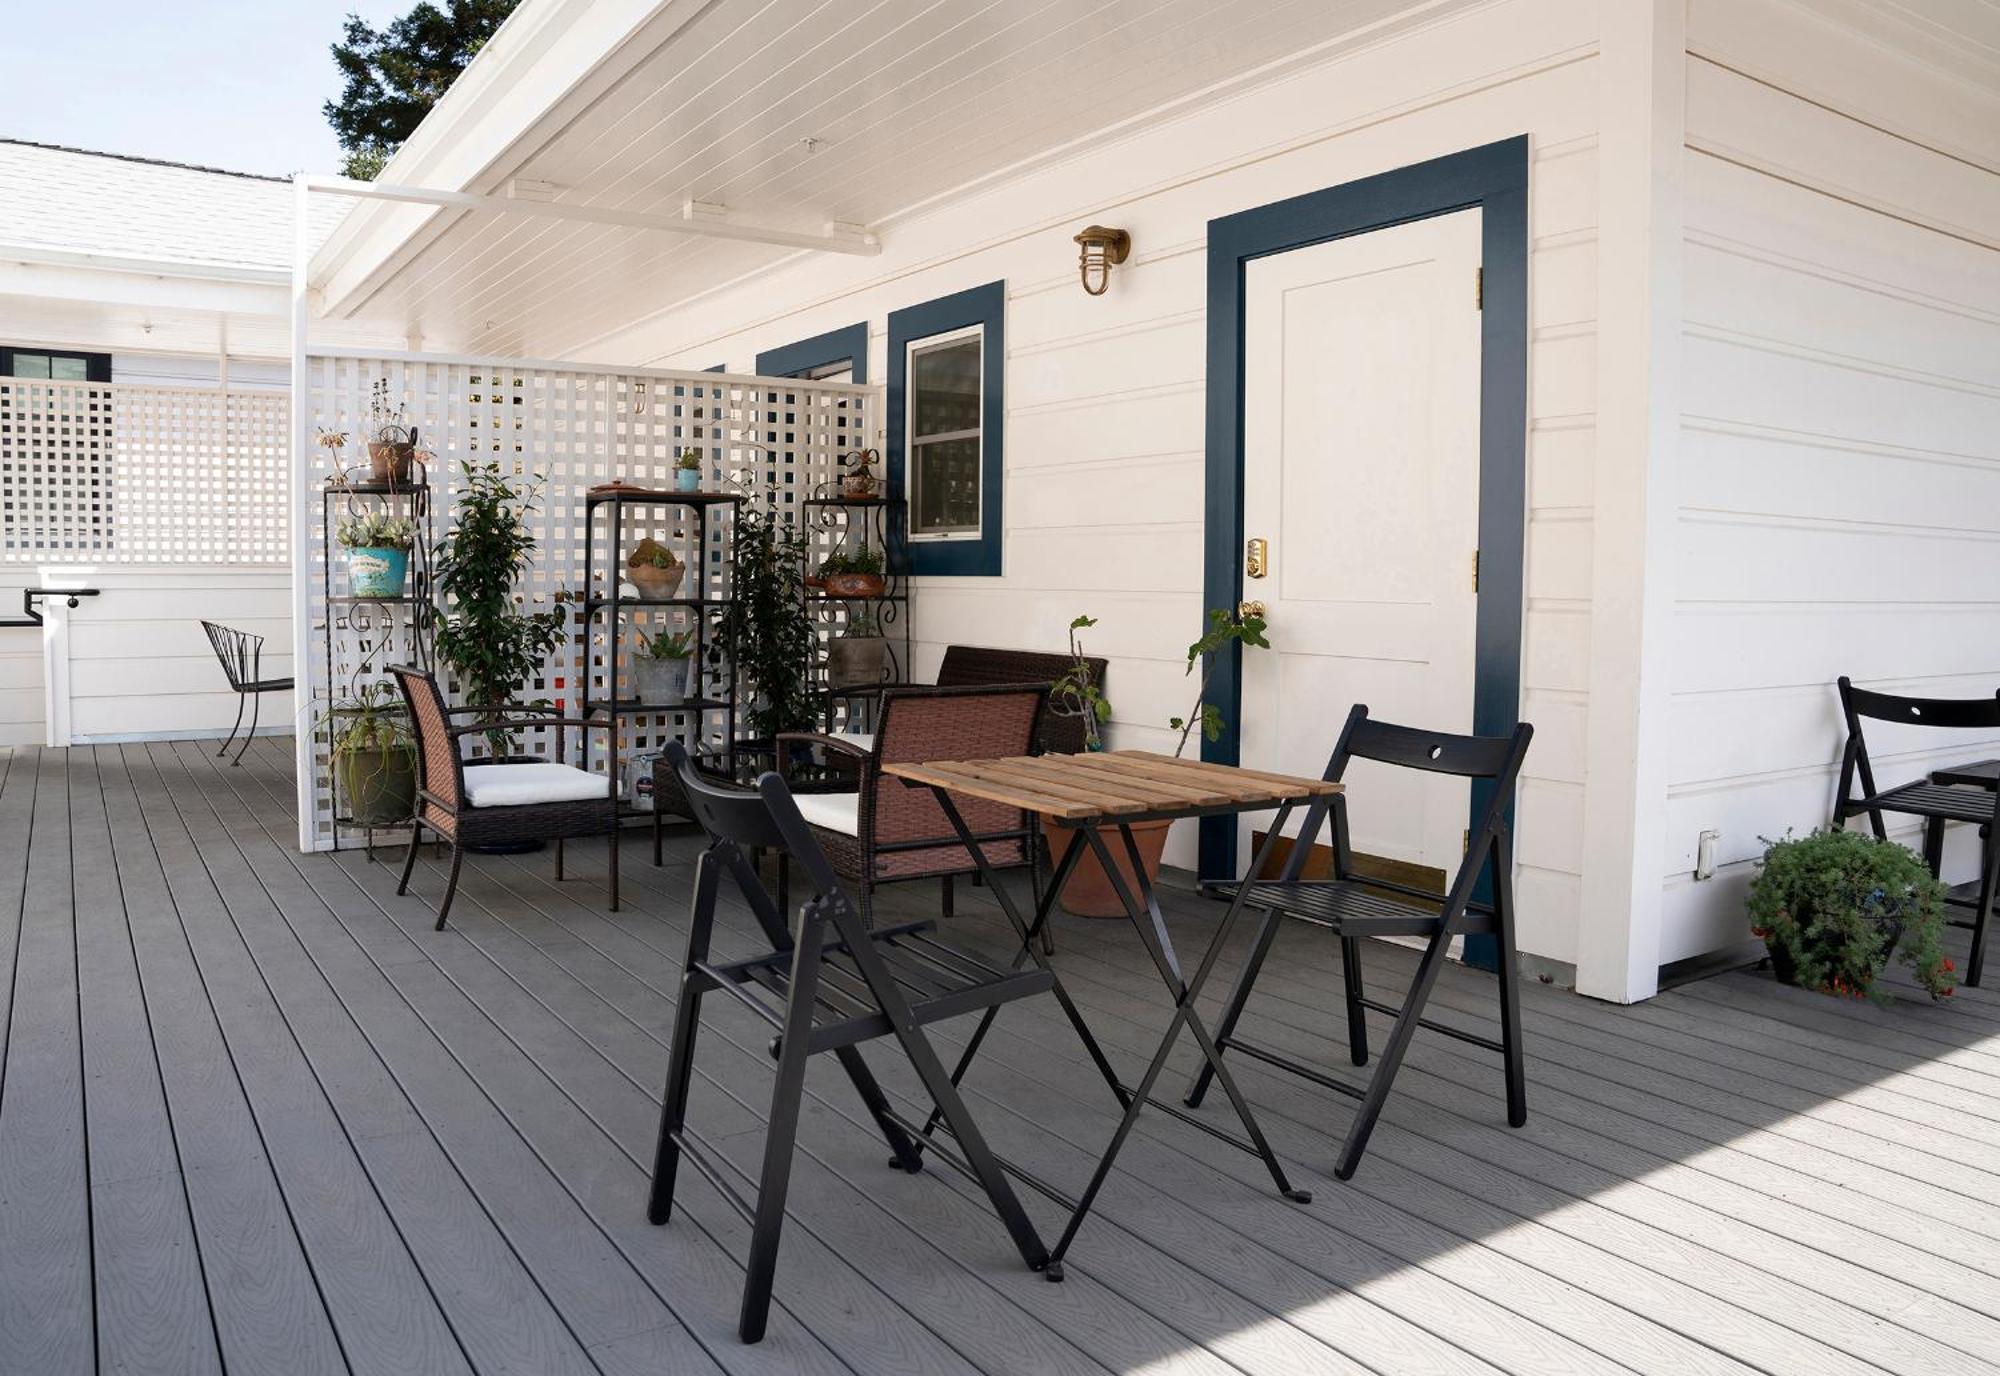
0,379,288,562
303,352,875,849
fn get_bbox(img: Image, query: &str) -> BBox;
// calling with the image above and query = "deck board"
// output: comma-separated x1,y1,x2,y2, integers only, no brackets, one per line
3,736,2000,1374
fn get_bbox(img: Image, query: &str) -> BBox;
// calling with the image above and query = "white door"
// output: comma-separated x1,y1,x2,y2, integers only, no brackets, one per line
1237,209,1483,874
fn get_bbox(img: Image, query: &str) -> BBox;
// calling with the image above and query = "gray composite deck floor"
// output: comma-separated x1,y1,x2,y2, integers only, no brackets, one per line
2,738,1999,1375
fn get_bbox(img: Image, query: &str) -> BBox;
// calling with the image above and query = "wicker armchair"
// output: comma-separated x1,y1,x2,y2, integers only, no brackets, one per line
777,683,1048,931
390,666,621,930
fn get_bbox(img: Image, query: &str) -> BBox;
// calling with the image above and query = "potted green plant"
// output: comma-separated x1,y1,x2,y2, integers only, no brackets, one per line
674,447,703,493
827,608,888,689
719,494,818,742
433,460,568,747
335,510,418,599
634,626,696,705
823,541,885,599
1048,607,1269,917
365,378,418,484
626,536,684,601
1748,828,1956,1001
1048,614,1111,751
330,681,416,825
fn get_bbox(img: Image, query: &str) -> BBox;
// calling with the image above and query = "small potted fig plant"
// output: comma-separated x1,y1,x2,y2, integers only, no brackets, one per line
822,541,885,598
674,447,703,493
329,682,416,825
1048,614,1111,750
633,626,696,706
1748,828,1956,1001
365,378,418,484
335,511,418,599
827,608,888,688
626,536,684,600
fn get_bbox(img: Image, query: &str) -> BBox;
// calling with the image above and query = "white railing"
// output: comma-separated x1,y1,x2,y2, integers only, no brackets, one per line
0,378,290,564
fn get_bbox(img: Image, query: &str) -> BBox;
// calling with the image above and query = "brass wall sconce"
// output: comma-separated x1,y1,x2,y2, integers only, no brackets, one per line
1073,225,1131,296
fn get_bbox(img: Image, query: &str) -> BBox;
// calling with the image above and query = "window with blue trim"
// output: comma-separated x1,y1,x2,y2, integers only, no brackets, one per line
888,282,1003,576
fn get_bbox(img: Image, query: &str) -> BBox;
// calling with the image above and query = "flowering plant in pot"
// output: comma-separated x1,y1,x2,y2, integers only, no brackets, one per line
827,608,888,689
1747,828,1955,1001
329,681,416,825
364,378,418,484
674,448,703,493
1047,608,1269,917
626,536,685,600
633,625,696,706
334,511,418,598
821,542,885,598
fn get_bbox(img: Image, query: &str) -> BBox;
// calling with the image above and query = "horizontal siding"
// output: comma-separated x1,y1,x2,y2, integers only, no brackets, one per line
1664,1,2000,965
584,0,1605,966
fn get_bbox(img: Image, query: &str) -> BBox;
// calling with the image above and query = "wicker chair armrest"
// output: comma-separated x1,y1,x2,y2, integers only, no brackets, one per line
441,702,567,718
774,731,873,759
447,717,606,737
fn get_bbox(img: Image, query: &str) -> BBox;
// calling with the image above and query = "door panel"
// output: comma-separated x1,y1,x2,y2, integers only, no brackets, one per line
1238,209,1483,872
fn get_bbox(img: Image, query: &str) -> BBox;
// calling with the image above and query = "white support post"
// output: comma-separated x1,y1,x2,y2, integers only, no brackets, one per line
40,590,70,749
290,175,318,851
1575,0,1686,1002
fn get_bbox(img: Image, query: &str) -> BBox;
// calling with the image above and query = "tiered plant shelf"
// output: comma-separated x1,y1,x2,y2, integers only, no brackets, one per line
803,493,909,734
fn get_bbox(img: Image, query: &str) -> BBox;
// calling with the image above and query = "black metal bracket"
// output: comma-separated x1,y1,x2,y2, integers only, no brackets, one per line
0,588,101,628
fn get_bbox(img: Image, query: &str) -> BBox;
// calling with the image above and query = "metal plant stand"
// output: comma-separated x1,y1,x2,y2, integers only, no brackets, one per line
804,494,909,736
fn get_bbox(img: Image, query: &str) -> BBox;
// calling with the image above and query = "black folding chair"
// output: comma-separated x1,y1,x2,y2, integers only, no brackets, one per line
1185,705,1533,1179
646,741,1060,1343
1834,676,2000,987
201,620,294,765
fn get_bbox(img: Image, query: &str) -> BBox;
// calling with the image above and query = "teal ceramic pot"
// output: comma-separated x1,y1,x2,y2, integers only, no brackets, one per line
675,467,700,492
347,545,410,598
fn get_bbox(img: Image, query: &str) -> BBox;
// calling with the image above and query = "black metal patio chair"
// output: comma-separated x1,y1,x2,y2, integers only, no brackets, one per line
201,620,293,765
1834,676,2000,987
1184,705,1534,1180
646,740,1059,1343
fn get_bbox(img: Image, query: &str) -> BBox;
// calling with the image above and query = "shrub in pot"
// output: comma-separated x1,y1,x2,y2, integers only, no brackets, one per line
827,609,888,689
821,541,885,598
331,682,416,825
626,536,685,600
1747,828,1956,1001
335,510,417,598
719,490,818,743
634,626,696,705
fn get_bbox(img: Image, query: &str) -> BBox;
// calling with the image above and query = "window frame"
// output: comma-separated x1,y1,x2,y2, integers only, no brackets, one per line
1,347,111,382
903,323,985,544
887,281,1004,577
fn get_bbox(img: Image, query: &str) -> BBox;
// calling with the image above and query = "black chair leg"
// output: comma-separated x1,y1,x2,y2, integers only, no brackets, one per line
1967,825,2000,989
233,688,261,766
941,874,954,920
650,854,718,1225
1492,837,1527,1128
435,845,465,931
1923,817,1945,877
1340,936,1369,1066
653,807,663,867
833,1046,924,1173
1183,904,1283,1109
554,837,565,881
219,691,246,759
1335,928,1453,1180
608,821,621,913
1030,849,1054,957
397,824,423,895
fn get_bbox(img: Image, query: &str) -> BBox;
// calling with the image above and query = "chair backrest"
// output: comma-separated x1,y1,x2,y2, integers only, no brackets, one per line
1835,675,2000,805
389,665,465,814
865,683,1046,856
937,645,1105,755
662,741,852,926
202,620,261,691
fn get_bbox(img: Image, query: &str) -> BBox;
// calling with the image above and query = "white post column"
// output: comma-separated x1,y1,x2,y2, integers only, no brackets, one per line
1575,0,1686,1002
290,174,319,851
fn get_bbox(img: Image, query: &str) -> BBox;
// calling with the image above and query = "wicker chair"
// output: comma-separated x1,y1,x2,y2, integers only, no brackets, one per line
829,645,1106,758
390,666,621,930
776,683,1048,931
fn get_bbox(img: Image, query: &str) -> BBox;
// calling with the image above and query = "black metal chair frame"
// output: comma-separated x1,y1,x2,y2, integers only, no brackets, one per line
1833,676,2000,987
201,620,293,766
646,742,1065,1342
389,666,620,931
1184,705,1534,1180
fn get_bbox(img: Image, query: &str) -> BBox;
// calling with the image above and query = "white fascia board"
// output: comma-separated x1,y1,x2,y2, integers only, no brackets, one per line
0,241,287,287
0,259,287,317
310,0,702,320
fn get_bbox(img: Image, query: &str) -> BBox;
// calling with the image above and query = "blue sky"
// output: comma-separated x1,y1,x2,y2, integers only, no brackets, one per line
1,1,410,177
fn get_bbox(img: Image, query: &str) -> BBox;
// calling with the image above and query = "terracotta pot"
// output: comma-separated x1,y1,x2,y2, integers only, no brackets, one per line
628,560,685,600
1042,815,1173,918
367,441,416,484
823,572,885,599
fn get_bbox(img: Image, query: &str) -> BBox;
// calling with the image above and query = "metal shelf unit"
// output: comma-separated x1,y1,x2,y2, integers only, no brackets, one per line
803,495,910,735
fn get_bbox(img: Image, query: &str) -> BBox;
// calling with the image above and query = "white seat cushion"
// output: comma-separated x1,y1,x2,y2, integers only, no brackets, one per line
793,791,860,836
840,732,875,754
461,761,610,808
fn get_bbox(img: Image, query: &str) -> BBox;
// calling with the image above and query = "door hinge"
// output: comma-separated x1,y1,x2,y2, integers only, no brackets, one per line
1471,548,1481,593
1463,828,1471,854
1475,265,1484,310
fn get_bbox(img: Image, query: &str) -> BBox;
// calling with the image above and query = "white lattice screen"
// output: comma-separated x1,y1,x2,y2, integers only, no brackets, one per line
0,379,289,562
302,350,876,849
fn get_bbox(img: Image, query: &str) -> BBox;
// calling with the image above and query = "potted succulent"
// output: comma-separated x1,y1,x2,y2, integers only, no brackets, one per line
633,626,696,706
1047,607,1269,917
365,378,418,484
822,541,885,599
334,510,418,599
827,608,888,689
330,682,416,825
1748,828,1956,1001
841,447,881,500
674,447,703,493
626,536,685,601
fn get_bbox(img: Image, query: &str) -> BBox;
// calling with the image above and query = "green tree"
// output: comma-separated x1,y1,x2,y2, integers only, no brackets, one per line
324,1,521,179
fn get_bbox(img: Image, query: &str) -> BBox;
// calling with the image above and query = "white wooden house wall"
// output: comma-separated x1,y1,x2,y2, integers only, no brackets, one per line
582,0,1607,972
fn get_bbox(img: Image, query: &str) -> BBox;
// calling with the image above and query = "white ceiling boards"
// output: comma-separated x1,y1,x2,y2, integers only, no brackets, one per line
305,0,1481,359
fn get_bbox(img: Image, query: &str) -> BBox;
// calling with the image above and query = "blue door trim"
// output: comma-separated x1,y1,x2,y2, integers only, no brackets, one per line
755,322,869,383
887,281,1005,577
1200,137,1529,968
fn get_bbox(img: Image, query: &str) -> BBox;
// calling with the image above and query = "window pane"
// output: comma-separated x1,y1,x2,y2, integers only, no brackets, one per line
13,354,51,379
911,337,980,438
912,437,980,535
49,357,87,381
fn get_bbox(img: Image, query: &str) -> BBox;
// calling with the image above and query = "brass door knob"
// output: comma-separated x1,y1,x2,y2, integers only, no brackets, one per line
1237,600,1267,620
